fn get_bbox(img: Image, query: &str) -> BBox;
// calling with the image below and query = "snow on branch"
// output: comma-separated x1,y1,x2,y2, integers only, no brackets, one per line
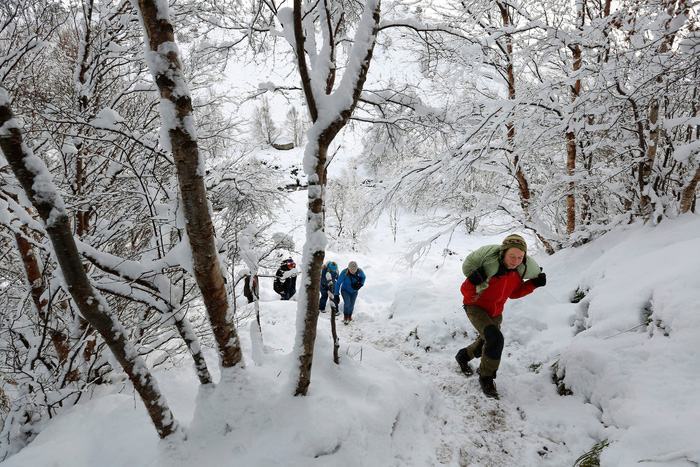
327,0,380,123
0,90,180,438
377,18,468,39
133,0,244,369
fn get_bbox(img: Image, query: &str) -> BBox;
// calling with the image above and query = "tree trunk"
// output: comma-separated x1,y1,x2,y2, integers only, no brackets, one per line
330,291,340,365
639,0,689,220
680,166,700,213
294,142,329,396
566,0,585,235
74,0,94,238
172,313,213,385
497,2,531,219
0,96,179,439
135,0,243,369
640,97,661,216
14,231,48,321
291,0,380,395
14,229,76,379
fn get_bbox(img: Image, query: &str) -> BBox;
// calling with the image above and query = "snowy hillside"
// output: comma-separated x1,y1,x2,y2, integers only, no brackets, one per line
3,189,698,466
2,0,699,466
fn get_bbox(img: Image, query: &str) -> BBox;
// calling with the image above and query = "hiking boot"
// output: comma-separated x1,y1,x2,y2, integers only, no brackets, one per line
455,348,473,376
479,376,499,399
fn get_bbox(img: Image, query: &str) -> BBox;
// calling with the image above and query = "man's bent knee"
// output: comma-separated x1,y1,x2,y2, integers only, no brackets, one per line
483,325,504,360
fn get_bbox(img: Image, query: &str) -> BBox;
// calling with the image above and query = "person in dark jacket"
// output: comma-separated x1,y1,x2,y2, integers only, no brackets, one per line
334,261,366,324
455,234,547,399
273,258,297,300
319,261,339,313
243,274,259,303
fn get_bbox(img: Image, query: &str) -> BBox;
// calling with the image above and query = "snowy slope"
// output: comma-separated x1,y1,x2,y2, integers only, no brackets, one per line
2,191,699,466
549,216,700,466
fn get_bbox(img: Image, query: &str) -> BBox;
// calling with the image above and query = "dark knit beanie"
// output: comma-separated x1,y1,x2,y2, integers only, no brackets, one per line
501,234,527,254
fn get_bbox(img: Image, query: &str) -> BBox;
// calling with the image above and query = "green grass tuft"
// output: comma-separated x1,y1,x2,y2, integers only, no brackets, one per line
571,287,587,304
574,440,610,467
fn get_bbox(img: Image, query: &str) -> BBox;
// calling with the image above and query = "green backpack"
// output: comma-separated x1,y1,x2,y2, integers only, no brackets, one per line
462,245,540,293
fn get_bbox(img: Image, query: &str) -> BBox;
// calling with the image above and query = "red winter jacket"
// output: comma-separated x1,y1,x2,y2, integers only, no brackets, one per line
460,269,536,318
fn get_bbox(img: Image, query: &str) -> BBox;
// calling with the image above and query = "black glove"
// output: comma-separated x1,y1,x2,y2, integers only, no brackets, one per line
468,267,487,286
351,281,363,290
532,272,547,288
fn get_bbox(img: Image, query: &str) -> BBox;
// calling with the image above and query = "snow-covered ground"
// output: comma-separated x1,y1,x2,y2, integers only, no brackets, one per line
3,190,699,466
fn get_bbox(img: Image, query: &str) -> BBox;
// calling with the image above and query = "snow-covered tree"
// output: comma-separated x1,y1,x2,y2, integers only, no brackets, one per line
1,91,181,441
273,0,382,395
132,0,244,369
364,0,699,249
1,0,284,453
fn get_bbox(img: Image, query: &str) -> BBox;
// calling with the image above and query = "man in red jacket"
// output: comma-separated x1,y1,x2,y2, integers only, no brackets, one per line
456,234,547,399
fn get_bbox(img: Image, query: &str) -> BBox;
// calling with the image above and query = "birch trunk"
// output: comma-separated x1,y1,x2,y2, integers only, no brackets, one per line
497,2,531,219
134,0,243,368
291,0,380,395
566,0,585,235
680,166,700,213
0,95,179,439
639,0,690,219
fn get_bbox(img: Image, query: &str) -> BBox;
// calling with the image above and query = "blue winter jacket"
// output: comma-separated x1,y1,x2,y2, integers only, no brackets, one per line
334,268,366,295
320,266,339,292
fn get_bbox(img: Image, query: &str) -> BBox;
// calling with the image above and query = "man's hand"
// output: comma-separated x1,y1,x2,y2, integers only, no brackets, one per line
468,267,487,286
532,272,547,288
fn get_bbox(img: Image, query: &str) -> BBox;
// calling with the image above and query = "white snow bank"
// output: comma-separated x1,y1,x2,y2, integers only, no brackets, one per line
180,323,440,466
1,299,441,467
550,214,700,465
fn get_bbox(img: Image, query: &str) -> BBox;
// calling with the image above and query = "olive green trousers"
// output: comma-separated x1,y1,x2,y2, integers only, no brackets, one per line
464,305,503,378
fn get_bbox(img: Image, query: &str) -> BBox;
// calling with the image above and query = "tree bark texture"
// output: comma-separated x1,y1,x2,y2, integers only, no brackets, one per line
294,0,318,123
294,168,326,395
680,166,700,213
566,0,584,235
74,0,95,238
0,98,179,439
640,97,661,216
497,2,531,219
15,231,48,321
14,229,76,378
136,0,242,368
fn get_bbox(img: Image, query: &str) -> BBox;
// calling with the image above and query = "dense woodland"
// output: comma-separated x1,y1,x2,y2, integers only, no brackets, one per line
0,0,698,459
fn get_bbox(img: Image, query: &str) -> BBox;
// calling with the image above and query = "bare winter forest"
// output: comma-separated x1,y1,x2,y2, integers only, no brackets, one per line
1,0,698,464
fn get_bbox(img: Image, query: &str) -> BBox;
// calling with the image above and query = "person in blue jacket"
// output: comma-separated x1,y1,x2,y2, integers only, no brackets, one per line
334,261,366,324
319,261,339,313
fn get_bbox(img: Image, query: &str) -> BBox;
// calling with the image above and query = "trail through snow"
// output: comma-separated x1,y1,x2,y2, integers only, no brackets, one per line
329,263,584,466
266,187,601,465
4,181,696,467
